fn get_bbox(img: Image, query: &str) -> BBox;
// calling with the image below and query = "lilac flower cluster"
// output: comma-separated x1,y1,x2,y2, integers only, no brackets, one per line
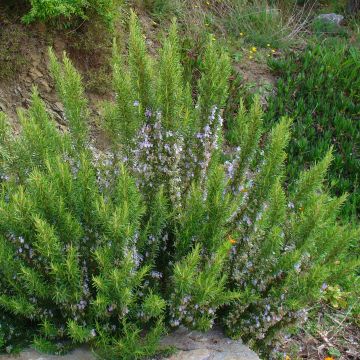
7,233,35,261
226,286,310,350
169,293,216,330
195,106,223,185
229,246,312,347
62,153,81,178
130,105,225,209
124,231,143,269
131,110,184,211
0,173,10,182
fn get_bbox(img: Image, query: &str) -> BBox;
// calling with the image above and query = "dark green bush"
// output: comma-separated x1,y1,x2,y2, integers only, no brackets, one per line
266,40,360,220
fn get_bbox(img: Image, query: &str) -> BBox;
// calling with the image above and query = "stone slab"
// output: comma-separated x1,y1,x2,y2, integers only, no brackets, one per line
159,327,260,360
0,327,260,360
0,348,95,360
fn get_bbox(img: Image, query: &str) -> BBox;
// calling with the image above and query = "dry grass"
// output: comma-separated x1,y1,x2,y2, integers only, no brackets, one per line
277,304,360,359
214,0,316,48
130,0,316,49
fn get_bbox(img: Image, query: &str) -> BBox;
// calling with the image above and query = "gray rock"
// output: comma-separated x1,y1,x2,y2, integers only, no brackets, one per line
159,327,260,360
29,68,44,81
167,349,212,360
0,328,259,360
315,13,344,25
53,101,64,114
0,347,95,360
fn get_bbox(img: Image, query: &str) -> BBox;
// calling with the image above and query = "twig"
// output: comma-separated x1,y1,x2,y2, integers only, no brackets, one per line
328,304,354,340
318,330,335,348
66,19,86,35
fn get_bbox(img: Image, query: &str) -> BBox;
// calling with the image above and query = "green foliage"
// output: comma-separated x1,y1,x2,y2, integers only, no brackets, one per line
157,20,184,131
96,319,165,360
312,16,349,38
128,9,154,112
0,13,235,356
266,41,360,219
169,243,239,331
0,313,32,354
0,11,358,359
0,112,165,356
49,49,89,150
322,285,350,309
22,0,120,26
197,36,231,124
135,0,183,17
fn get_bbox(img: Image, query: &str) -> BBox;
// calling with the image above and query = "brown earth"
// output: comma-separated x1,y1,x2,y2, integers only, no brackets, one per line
0,4,275,139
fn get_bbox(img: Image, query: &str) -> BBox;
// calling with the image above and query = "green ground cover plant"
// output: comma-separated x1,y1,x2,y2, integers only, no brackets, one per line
0,10,359,360
266,40,360,220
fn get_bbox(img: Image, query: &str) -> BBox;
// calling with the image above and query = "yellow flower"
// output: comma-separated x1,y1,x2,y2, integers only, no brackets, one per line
240,32,244,36
267,43,271,47
251,46,257,52
206,1,210,5
228,236,237,245
285,356,291,360
324,357,334,360
249,55,253,60
271,49,276,53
